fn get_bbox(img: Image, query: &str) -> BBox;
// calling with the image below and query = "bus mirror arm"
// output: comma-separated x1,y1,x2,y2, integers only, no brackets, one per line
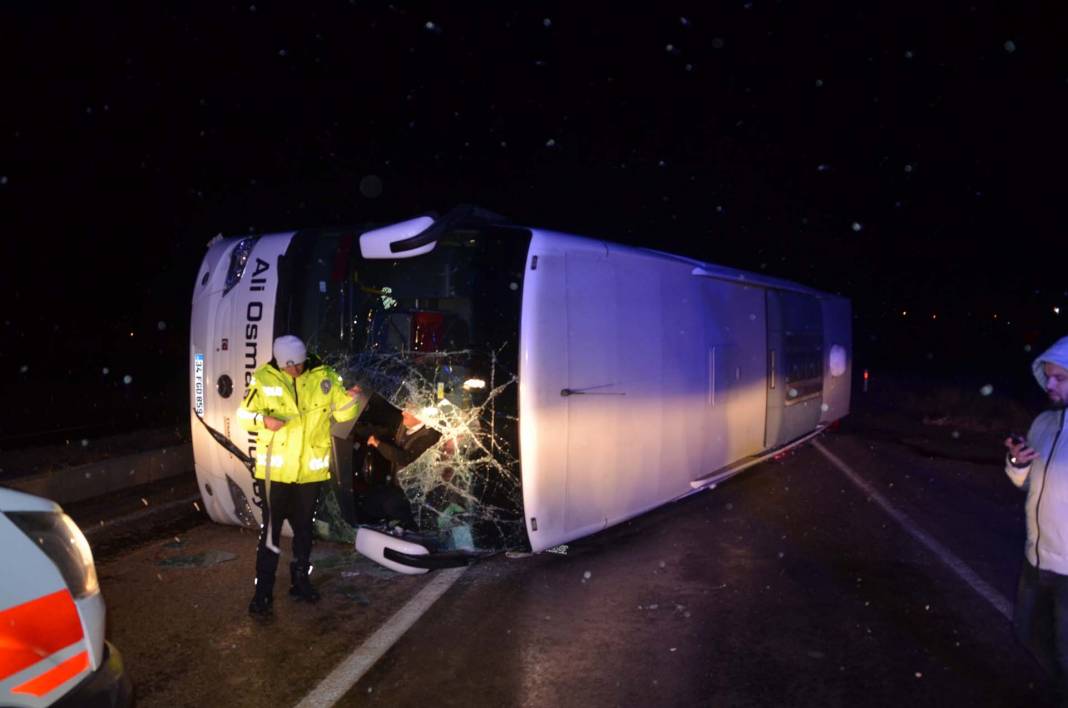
390,204,510,254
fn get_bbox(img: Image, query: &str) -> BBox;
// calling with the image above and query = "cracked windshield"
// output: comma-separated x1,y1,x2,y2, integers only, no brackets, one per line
281,226,532,550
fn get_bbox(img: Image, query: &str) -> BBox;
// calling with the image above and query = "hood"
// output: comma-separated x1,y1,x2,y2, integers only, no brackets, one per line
267,353,325,372
1033,336,1068,389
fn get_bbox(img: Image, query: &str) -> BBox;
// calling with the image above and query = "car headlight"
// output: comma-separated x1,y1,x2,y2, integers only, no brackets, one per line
224,237,259,295
6,512,99,598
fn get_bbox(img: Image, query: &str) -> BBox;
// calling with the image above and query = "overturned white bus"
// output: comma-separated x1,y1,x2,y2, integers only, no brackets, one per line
190,206,851,571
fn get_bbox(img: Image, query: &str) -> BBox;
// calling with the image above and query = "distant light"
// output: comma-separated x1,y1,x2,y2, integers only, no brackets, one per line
1055,307,1061,315
463,378,486,390
1004,40,1017,54
129,332,135,337
863,369,869,381
993,313,998,319
851,222,863,232
901,311,907,317
931,314,937,320
980,384,994,396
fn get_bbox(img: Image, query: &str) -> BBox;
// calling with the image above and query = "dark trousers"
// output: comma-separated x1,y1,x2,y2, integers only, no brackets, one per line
254,481,323,592
357,484,416,529
1014,559,1068,702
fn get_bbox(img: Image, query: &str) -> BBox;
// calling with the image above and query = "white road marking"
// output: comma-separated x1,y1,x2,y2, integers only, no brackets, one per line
295,566,468,707
812,439,1013,620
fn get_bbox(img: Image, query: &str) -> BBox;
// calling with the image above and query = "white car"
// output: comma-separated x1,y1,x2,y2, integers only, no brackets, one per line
0,486,131,707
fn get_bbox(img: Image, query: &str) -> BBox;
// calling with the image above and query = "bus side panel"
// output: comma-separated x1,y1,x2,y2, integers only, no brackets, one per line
521,231,845,553
820,296,852,423
190,233,294,528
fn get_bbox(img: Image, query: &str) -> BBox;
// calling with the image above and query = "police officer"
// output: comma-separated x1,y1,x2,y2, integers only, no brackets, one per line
238,335,361,617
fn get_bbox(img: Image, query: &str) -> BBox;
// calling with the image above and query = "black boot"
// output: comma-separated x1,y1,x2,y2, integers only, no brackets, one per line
248,574,275,618
289,561,321,603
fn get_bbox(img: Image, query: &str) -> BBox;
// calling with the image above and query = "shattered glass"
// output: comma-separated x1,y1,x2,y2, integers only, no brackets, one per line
159,549,237,567
308,347,524,551
281,226,532,552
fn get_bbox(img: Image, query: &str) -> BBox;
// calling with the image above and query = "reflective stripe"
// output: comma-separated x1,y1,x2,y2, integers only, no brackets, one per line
236,408,257,420
0,589,84,682
263,386,284,397
308,455,331,471
11,651,89,698
256,454,285,468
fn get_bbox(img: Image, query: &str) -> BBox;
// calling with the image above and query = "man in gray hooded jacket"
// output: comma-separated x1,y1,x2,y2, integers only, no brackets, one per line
1005,335,1068,699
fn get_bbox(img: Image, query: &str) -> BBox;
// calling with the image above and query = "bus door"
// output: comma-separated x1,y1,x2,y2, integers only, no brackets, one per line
765,290,824,449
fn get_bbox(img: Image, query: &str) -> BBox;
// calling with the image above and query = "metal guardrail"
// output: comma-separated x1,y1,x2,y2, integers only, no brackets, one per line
3,444,194,505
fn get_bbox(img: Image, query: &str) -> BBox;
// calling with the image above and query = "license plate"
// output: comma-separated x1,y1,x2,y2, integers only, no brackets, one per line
194,353,205,416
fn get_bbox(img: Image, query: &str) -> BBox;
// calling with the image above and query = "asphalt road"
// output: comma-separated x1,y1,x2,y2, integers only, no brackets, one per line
72,415,1057,708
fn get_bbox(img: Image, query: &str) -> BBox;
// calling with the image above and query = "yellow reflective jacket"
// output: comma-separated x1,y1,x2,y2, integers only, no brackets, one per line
236,357,360,484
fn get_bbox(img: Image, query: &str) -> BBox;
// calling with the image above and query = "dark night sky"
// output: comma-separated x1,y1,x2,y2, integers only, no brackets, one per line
2,2,1067,436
